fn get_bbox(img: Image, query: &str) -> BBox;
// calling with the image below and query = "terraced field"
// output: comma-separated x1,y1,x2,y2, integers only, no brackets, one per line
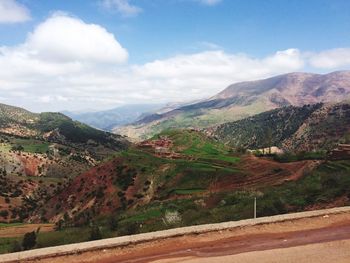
1,129,349,255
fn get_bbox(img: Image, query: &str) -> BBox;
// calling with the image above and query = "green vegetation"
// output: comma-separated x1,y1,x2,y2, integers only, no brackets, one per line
156,129,240,163
1,126,350,255
172,189,204,195
113,159,350,232
121,209,163,223
1,158,350,254
0,237,18,254
36,112,124,145
11,139,50,153
273,151,327,162
214,104,322,150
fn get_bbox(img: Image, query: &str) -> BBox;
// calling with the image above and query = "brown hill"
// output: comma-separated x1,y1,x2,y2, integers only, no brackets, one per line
117,71,350,140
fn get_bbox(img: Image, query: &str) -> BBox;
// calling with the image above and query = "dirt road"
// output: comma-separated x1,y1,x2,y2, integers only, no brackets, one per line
151,240,350,263
29,212,350,263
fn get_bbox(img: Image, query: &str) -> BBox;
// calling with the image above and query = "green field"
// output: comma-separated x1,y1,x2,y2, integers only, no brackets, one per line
8,138,50,154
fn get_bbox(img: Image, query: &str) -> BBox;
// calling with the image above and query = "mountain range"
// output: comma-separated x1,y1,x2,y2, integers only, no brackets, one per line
62,104,163,131
117,71,350,140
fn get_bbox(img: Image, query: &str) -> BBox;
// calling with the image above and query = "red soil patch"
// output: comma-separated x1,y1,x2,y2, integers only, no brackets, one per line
213,155,320,192
18,154,44,176
34,158,125,223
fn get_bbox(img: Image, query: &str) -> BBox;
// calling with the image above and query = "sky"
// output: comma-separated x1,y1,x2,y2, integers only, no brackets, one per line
0,0,350,112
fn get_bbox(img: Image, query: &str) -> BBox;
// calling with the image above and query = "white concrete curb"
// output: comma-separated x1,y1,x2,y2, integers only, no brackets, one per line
1,206,350,262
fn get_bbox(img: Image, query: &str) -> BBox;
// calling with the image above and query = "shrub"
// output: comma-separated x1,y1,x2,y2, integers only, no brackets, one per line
22,231,37,250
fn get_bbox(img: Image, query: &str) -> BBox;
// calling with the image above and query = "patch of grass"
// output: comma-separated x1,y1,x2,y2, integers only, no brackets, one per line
36,227,91,248
0,237,19,254
11,138,50,153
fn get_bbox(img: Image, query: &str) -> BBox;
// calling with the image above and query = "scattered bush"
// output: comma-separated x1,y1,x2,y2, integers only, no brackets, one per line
22,231,37,250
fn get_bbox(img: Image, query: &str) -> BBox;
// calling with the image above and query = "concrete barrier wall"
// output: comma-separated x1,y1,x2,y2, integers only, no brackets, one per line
1,206,350,263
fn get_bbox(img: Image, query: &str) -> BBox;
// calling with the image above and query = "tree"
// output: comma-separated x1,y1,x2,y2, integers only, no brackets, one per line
22,231,36,250
265,127,272,154
11,145,24,152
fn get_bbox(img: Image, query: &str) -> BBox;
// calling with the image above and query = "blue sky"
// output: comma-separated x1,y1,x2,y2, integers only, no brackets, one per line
0,0,350,111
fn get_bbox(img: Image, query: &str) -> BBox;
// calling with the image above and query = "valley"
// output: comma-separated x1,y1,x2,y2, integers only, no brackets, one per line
1,2,350,262
1,125,350,254
1,72,350,257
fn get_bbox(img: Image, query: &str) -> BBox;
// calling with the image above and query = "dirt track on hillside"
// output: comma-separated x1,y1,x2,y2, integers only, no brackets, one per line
214,155,320,192
31,212,350,263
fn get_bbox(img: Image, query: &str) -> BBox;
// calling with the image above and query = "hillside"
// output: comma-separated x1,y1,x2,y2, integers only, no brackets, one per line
117,71,350,140
1,128,349,253
0,103,128,153
210,102,350,152
29,130,347,229
0,103,129,223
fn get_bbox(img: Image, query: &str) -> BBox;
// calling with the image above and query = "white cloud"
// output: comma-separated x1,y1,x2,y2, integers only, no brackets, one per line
0,43,306,111
101,0,142,17
308,48,350,69
0,13,349,112
24,13,128,64
196,0,223,6
0,0,31,24
133,49,303,81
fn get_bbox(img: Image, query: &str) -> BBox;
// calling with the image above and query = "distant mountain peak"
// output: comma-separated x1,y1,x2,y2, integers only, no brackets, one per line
117,71,350,140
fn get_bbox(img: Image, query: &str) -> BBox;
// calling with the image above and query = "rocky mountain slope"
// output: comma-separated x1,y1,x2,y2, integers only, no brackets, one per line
117,71,350,140
0,103,129,222
210,102,350,152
